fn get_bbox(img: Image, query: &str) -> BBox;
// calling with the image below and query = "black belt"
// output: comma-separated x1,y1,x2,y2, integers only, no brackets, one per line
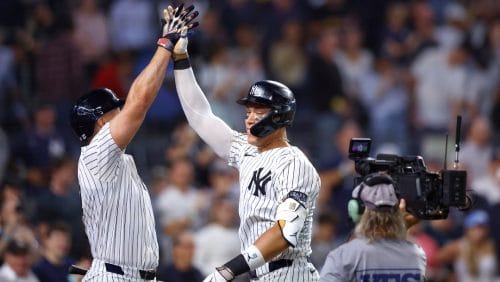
249,259,293,279
105,263,156,280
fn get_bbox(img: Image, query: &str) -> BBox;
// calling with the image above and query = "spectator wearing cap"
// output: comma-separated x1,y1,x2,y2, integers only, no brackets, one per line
0,239,39,282
319,172,426,281
436,209,499,282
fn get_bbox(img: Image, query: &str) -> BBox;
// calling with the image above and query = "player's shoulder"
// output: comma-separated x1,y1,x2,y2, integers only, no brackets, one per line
82,123,114,151
282,146,318,170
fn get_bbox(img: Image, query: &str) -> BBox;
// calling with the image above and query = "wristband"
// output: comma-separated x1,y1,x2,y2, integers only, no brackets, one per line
242,244,266,270
220,245,265,278
157,37,174,52
173,57,191,70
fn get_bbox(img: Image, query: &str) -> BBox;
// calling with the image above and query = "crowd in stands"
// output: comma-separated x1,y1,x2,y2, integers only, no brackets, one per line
0,0,499,281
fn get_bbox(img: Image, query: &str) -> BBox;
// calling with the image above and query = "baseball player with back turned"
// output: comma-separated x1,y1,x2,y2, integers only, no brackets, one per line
170,26,320,281
68,5,198,281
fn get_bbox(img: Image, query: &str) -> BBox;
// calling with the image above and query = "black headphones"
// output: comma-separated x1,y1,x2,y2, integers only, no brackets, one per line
347,172,396,223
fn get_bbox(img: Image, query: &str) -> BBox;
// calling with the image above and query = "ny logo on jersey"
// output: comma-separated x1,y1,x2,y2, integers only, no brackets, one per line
247,168,271,196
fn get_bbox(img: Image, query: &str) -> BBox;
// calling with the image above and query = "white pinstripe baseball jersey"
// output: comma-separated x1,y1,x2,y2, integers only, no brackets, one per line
78,123,159,273
228,131,320,280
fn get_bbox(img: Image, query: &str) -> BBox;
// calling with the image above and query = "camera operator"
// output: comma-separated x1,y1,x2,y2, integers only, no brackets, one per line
319,172,426,281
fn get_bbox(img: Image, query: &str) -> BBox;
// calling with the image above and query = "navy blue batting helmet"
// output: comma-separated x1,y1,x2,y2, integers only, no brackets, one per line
237,80,296,137
70,88,124,145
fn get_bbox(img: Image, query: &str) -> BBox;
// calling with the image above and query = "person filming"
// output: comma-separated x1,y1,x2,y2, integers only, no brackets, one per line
320,172,426,281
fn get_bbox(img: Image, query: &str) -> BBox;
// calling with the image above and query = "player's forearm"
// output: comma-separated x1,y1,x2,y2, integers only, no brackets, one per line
254,223,290,261
127,48,171,113
174,67,233,158
207,224,290,280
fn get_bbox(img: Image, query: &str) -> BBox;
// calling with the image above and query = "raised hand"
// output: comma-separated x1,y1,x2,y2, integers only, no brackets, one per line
158,4,199,51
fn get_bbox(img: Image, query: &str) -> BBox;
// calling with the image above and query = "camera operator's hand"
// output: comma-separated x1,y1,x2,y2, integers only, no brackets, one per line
399,199,420,229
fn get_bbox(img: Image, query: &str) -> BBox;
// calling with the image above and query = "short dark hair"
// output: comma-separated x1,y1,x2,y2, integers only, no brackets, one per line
47,221,72,237
5,239,30,255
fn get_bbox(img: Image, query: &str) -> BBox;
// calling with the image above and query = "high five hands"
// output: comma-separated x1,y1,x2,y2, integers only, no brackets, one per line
158,3,199,52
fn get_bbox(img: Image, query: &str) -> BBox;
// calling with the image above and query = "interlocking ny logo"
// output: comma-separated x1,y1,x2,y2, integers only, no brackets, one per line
247,168,271,196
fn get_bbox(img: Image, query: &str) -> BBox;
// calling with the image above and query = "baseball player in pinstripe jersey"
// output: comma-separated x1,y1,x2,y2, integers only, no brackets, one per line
68,5,198,281
170,31,321,281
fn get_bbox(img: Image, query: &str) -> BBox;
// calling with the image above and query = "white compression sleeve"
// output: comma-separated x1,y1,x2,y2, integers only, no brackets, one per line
174,67,233,159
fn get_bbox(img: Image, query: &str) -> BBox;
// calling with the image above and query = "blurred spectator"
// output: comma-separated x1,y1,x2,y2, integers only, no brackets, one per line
0,126,8,183
26,1,54,51
163,122,217,188
359,55,411,153
108,0,155,51
435,2,468,50
35,13,84,126
149,165,169,197
155,157,206,265
317,119,362,239
72,0,110,79
268,19,307,92
158,231,203,282
32,222,75,282
489,202,500,275
468,0,499,53
260,0,309,69
460,116,493,184
493,91,500,147
408,222,441,281
466,18,500,120
406,0,438,62
90,50,135,99
164,122,203,164
380,2,412,66
472,148,500,205
11,104,71,191
410,41,471,154
0,35,20,130
310,0,350,29
0,33,30,136
310,211,341,271
336,22,373,99
34,156,84,258
0,239,39,282
218,0,259,44
436,210,499,282
204,159,239,207
424,216,463,248
0,180,39,260
305,26,346,160
193,198,239,276
221,23,265,129
197,43,246,129
191,8,228,59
